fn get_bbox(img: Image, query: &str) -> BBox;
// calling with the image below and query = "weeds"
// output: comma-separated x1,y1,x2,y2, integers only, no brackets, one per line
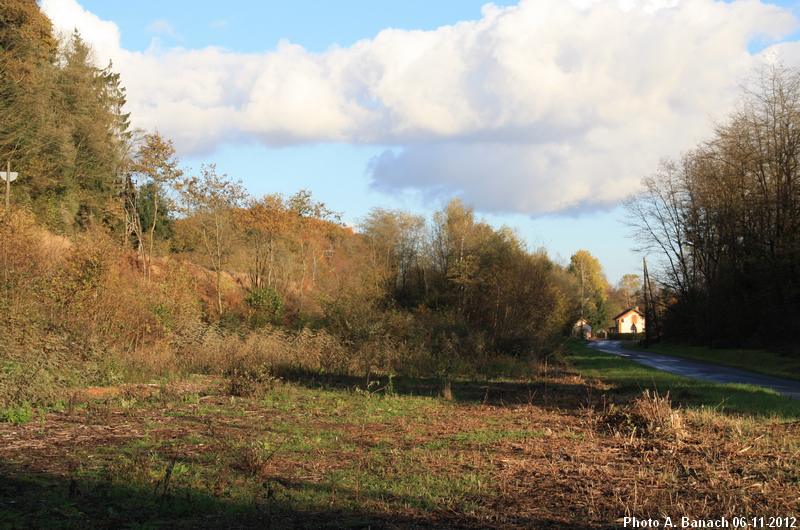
0,402,33,424
597,390,684,439
1,375,797,528
224,361,280,398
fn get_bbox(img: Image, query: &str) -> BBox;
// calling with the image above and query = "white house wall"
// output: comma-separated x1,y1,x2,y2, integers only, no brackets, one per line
616,312,646,333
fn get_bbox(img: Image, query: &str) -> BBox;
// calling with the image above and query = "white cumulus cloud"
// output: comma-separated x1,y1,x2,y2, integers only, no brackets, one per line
41,0,799,214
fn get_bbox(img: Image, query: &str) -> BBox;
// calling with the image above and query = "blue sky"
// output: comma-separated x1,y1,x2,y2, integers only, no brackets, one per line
79,1,519,52
52,0,800,283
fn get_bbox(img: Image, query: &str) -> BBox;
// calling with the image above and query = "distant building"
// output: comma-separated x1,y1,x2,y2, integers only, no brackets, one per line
612,307,645,335
572,318,592,339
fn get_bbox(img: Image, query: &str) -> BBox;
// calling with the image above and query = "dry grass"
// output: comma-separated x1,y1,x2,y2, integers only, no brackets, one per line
593,389,684,439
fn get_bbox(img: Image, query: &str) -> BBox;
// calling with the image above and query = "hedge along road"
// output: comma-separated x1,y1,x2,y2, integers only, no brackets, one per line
588,340,800,400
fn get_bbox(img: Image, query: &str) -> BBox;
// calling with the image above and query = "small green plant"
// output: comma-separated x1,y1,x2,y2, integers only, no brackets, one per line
0,402,34,424
151,303,175,330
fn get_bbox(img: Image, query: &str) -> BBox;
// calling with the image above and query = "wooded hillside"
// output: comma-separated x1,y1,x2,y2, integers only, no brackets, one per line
0,0,591,412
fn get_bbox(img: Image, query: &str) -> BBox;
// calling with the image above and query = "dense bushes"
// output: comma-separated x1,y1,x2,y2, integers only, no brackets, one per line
0,211,200,407
357,201,576,359
0,207,559,410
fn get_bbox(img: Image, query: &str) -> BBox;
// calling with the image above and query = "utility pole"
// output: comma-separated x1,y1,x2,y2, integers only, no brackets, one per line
642,257,650,347
1,160,16,295
579,260,586,319
1,161,18,214
4,161,10,213
642,256,660,347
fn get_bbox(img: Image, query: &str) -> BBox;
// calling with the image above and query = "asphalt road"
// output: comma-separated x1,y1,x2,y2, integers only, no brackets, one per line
588,340,800,400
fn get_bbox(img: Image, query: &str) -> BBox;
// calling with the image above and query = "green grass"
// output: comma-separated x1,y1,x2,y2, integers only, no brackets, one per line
0,402,33,424
3,367,800,527
566,340,800,418
623,341,800,382
0,384,506,528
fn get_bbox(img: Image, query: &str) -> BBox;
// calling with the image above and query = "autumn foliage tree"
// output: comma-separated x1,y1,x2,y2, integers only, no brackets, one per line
179,164,246,317
130,132,182,278
568,250,609,329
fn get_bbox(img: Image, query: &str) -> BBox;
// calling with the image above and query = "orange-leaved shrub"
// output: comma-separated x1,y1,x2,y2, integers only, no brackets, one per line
0,210,201,407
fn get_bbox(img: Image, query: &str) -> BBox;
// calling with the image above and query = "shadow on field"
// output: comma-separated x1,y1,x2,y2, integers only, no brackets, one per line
0,464,583,529
276,357,800,418
272,367,592,410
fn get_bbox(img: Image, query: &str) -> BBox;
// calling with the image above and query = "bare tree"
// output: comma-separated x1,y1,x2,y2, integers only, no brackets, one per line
627,65,800,345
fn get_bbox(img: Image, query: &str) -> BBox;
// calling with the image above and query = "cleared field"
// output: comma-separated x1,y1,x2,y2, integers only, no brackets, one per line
2,350,799,529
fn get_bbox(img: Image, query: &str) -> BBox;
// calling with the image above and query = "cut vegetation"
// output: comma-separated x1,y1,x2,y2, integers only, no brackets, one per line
3,2,800,529
1,345,798,529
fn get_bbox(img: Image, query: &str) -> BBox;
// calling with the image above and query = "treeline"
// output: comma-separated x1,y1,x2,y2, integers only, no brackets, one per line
0,0,601,408
170,186,582,364
628,66,800,350
1,1,130,232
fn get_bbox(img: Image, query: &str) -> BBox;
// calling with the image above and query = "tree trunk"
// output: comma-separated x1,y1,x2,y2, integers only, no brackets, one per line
216,269,223,316
147,188,158,280
215,213,223,317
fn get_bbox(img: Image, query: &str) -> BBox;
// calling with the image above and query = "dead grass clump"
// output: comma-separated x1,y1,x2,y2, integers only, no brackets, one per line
632,389,684,436
223,361,280,398
599,390,684,439
231,446,264,477
230,440,279,478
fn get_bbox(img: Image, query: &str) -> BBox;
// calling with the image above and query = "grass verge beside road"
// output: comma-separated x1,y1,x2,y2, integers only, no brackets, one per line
622,341,800,383
565,339,800,418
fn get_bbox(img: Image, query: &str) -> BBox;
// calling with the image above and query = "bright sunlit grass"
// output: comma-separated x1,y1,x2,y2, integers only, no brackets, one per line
565,340,800,419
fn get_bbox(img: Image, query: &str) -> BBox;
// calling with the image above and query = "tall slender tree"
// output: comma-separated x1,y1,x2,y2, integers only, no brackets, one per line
131,132,182,278
179,164,246,316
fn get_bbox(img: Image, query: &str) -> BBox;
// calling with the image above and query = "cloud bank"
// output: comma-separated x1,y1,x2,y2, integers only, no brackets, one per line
41,0,798,214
